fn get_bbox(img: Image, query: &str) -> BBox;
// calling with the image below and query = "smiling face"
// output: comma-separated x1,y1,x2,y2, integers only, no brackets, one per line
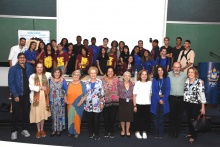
173,62,181,74
57,44,63,51
19,39,26,47
123,72,131,82
54,70,61,79
89,69,97,80
30,42,37,50
107,68,114,77
138,41,143,48
158,67,164,77
36,63,44,74
144,50,149,57
18,55,26,65
39,42,44,49
134,47,139,54
128,56,133,63
72,71,80,81
188,69,195,79
103,39,108,46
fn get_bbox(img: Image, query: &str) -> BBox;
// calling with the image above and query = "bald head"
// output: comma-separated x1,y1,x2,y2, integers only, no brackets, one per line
173,62,181,74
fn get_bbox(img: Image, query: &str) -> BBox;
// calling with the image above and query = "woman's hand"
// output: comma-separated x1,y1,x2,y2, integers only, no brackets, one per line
159,100,164,105
200,107,205,115
100,103,104,109
77,99,84,107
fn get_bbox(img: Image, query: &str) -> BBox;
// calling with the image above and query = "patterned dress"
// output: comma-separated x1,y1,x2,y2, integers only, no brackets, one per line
49,78,68,131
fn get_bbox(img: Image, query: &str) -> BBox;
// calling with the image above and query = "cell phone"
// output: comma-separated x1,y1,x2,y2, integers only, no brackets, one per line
149,38,152,43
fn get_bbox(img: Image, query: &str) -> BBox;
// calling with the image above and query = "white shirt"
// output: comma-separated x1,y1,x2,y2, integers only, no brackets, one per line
133,81,152,105
8,45,27,66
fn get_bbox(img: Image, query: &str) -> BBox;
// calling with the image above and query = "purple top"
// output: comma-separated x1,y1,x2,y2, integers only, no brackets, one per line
117,81,134,100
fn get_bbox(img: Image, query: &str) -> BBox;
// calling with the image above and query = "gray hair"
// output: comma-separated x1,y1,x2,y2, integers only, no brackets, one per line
123,71,131,77
72,70,81,76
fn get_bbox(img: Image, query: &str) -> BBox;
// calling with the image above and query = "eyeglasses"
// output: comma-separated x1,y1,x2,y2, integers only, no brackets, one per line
73,74,80,76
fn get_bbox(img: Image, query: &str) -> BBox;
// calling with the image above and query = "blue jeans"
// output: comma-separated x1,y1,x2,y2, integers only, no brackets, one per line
153,103,164,137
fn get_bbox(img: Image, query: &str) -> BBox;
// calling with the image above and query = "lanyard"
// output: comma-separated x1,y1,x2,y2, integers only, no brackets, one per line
158,79,163,90
188,80,196,95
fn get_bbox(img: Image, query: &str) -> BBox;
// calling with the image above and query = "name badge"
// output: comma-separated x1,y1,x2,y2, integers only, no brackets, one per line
159,90,162,96
126,98,129,102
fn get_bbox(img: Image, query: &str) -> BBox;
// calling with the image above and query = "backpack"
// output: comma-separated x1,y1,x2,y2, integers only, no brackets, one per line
180,49,192,61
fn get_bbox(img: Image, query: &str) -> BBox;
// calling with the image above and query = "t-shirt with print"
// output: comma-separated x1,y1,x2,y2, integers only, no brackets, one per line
76,54,89,71
53,52,69,67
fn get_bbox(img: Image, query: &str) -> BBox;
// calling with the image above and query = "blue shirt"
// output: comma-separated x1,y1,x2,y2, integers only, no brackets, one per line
142,59,155,74
134,55,142,71
88,45,100,64
24,49,36,61
155,57,170,69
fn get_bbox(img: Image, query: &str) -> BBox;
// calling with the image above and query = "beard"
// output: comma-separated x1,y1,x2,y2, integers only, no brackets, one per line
173,70,180,74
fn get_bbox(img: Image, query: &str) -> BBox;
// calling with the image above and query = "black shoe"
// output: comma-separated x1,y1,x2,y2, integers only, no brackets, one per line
56,131,61,136
89,133,95,139
50,131,56,137
94,135,100,141
109,133,115,138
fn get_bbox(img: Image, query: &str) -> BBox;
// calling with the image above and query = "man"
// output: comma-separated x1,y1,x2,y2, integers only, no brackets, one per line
138,40,147,56
99,38,109,52
83,39,94,68
88,37,100,66
168,62,187,138
155,48,170,71
160,37,173,71
8,37,27,67
73,35,83,56
177,40,195,73
172,37,185,65
8,53,33,140
151,39,160,61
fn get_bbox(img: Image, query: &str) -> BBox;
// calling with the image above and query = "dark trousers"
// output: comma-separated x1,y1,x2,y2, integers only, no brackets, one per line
153,103,164,136
103,106,118,134
169,95,185,133
134,104,151,132
185,102,201,139
11,94,30,132
86,111,101,136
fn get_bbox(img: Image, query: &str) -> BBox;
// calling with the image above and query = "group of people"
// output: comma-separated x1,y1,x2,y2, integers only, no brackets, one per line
8,36,205,144
8,36,195,77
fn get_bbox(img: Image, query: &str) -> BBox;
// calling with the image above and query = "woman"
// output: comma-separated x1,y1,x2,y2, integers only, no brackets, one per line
36,42,46,61
142,50,155,75
29,62,51,138
151,66,170,138
66,43,76,75
127,55,135,76
130,46,142,72
133,70,152,139
66,70,87,139
49,67,68,137
75,47,89,75
84,67,105,140
107,47,117,70
96,47,109,75
118,71,134,137
25,41,37,67
184,67,206,143
40,43,55,72
117,57,127,76
119,45,129,64
60,38,68,52
101,67,119,138
118,41,125,57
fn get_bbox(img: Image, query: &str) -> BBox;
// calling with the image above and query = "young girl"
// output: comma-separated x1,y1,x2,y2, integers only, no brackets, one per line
40,43,55,72
97,47,109,75
75,47,89,75
142,50,155,75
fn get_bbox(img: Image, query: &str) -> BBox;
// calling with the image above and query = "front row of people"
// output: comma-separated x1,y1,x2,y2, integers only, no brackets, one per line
9,53,206,144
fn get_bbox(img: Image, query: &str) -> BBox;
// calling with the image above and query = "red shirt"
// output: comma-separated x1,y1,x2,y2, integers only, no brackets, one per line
87,47,94,67
53,52,69,67
40,52,53,69
76,54,89,71
107,54,117,67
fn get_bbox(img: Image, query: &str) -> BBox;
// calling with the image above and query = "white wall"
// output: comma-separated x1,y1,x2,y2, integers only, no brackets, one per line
57,0,167,51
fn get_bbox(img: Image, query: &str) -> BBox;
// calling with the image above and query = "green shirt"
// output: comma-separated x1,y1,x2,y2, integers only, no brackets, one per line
168,71,187,96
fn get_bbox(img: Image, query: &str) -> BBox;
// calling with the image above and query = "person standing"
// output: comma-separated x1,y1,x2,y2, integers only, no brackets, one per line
29,62,51,138
172,37,184,65
133,70,152,139
99,38,109,52
155,48,170,72
49,67,68,137
84,67,105,141
168,62,187,138
8,37,27,67
88,37,100,66
118,71,134,137
184,67,206,143
66,70,87,139
102,67,119,138
177,40,195,73
151,66,170,138
25,41,37,67
138,40,147,56
151,39,160,61
8,53,33,140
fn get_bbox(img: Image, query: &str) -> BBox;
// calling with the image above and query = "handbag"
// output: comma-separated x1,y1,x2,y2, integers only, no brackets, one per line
191,114,211,132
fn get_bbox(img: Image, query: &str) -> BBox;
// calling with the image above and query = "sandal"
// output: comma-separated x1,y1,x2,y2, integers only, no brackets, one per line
188,137,195,144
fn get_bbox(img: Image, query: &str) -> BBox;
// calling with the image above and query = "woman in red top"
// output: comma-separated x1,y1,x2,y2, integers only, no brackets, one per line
75,47,89,75
108,47,117,71
40,43,55,72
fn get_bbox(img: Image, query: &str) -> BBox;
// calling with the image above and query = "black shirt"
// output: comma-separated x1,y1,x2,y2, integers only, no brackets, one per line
21,65,29,95
172,46,185,63
160,46,173,54
73,44,83,56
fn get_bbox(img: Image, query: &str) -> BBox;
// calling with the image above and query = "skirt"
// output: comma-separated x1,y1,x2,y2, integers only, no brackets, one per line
118,98,133,122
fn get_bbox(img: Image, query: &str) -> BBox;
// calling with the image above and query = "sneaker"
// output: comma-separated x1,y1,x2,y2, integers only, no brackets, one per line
94,135,100,141
89,133,95,139
109,133,115,138
142,132,147,139
104,132,109,137
11,131,17,140
36,131,41,138
21,130,30,137
135,132,142,139
41,130,46,137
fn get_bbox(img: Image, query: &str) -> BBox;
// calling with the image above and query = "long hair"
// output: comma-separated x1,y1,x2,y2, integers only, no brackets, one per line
137,69,150,82
97,47,109,60
38,41,46,53
45,43,55,58
142,50,152,62
130,45,141,57
60,38,68,49
153,65,168,80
